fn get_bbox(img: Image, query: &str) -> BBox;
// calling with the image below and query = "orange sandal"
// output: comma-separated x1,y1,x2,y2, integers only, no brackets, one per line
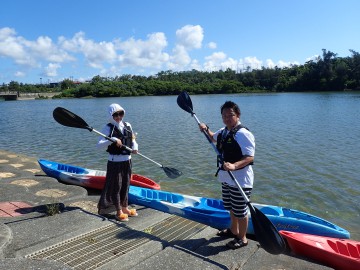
128,209,138,217
115,213,129,222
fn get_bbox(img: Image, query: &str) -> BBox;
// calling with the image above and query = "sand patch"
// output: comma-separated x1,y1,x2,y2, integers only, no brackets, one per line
35,189,67,198
11,179,39,187
0,159,9,164
10,163,24,168
19,157,31,162
0,172,16,178
7,154,18,158
25,168,42,173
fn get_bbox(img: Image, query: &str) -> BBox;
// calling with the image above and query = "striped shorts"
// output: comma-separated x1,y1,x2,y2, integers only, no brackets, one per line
222,183,252,218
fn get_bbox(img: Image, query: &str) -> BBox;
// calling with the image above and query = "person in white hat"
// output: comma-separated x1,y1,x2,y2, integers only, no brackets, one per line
97,103,139,221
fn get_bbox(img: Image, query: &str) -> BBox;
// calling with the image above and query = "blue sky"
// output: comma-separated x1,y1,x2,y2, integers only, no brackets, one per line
1,0,359,84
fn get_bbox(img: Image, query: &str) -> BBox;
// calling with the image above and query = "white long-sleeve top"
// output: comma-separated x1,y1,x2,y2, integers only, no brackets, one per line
97,121,138,162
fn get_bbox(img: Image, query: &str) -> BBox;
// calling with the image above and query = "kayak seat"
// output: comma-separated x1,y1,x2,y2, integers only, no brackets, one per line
155,193,181,203
328,240,360,258
57,164,86,174
259,206,283,216
347,242,360,258
204,198,225,210
95,171,107,176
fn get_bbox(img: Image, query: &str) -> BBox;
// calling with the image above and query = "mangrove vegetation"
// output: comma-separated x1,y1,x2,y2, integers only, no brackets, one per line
1,49,360,98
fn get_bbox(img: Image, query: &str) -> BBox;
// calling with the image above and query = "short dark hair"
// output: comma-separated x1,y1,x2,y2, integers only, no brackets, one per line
220,101,241,116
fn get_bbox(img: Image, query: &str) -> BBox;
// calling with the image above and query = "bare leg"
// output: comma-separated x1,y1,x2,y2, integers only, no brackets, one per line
122,207,130,214
230,212,248,241
237,215,248,243
230,211,239,235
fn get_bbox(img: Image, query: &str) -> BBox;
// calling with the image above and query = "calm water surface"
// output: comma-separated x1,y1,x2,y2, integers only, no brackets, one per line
1,92,359,240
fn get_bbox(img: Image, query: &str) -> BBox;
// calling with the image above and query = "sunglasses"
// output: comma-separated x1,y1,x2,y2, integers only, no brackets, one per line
113,111,124,117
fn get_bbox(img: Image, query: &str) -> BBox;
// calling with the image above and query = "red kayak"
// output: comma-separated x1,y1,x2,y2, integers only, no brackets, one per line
38,159,161,190
280,231,360,270
75,173,160,191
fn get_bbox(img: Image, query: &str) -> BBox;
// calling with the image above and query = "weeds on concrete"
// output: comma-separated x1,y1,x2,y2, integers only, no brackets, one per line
45,198,62,216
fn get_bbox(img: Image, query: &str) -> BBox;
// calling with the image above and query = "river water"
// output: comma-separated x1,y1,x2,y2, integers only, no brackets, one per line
1,92,359,240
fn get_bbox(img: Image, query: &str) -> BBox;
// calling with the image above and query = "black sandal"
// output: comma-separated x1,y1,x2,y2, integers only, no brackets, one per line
216,228,236,238
226,238,248,249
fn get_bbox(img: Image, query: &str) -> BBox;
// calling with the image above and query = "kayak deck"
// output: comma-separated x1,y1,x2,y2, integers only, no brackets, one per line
129,186,350,238
280,231,360,270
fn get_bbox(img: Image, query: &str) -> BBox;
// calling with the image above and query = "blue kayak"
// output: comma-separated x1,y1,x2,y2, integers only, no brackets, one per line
128,186,350,239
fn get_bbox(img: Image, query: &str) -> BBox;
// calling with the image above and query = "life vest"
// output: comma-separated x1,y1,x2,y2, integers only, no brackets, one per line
106,122,133,155
216,124,254,170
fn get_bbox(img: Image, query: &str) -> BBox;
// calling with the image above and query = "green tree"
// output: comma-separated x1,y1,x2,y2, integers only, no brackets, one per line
8,81,20,92
61,79,74,90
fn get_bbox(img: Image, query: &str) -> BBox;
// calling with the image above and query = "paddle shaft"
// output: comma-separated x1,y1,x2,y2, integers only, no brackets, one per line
90,128,164,168
190,113,251,204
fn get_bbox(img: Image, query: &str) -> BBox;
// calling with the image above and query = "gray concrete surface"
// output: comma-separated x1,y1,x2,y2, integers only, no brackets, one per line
0,149,332,269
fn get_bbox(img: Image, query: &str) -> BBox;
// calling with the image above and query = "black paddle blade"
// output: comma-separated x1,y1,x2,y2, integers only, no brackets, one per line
162,167,183,179
248,204,286,254
177,91,194,114
53,107,92,131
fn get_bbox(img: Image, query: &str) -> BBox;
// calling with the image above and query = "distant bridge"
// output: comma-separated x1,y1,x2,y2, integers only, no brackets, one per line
0,91,19,100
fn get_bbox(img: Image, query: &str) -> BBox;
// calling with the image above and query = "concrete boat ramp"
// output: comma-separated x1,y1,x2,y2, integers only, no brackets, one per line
0,150,332,269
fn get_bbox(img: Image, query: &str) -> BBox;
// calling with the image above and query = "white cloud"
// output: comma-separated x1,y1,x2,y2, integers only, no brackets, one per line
166,25,205,71
203,54,298,72
59,32,117,68
0,27,74,69
203,51,227,71
205,51,227,62
25,36,74,63
266,59,300,68
207,42,217,49
241,56,262,70
77,76,89,83
266,59,276,68
176,25,204,50
0,27,36,67
15,71,25,77
0,25,306,83
85,41,117,68
58,32,83,51
168,45,191,70
189,59,202,70
278,60,299,67
306,54,320,62
43,63,61,77
117,32,169,68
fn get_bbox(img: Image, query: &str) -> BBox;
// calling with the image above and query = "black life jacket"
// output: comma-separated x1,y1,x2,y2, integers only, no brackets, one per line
106,122,133,155
216,124,254,168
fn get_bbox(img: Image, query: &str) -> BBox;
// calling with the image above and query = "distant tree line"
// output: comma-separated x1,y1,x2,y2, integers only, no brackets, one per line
1,49,359,98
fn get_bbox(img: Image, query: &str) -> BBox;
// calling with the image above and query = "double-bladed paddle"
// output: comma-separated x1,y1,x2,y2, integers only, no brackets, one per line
177,91,285,255
53,107,182,179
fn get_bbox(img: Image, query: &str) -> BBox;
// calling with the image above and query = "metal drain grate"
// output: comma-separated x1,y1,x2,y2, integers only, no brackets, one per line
25,215,207,270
